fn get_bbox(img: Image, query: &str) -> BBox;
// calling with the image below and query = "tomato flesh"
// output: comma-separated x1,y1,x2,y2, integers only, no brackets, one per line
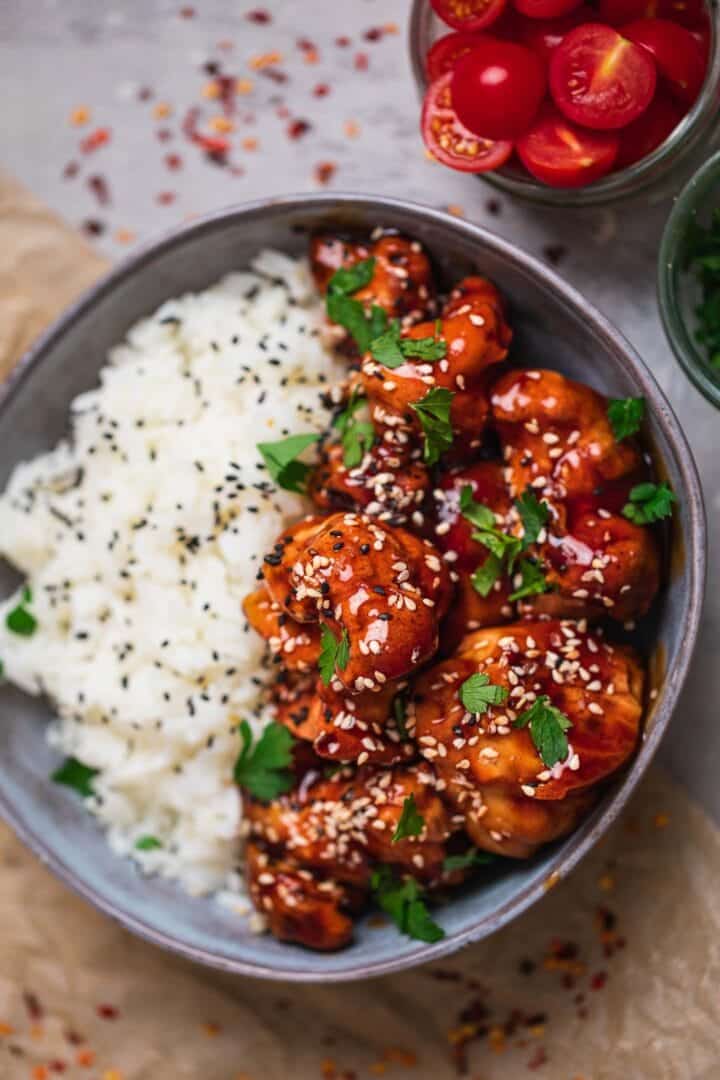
421,72,514,172
426,31,482,79
622,18,706,104
516,102,619,186
513,0,584,19
451,37,547,139
517,6,595,63
431,0,508,31
615,90,684,168
550,23,657,130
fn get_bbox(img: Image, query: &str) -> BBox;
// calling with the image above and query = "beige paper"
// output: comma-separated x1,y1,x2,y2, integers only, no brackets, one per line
1,171,719,1080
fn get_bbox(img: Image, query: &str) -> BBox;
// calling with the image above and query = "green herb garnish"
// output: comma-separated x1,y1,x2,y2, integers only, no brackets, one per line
410,387,455,466
371,865,444,943
6,585,37,637
622,482,677,525
369,321,447,369
333,389,376,468
471,553,503,597
392,794,425,843
513,695,572,769
459,484,497,531
233,720,294,801
257,432,320,494
392,692,409,739
325,257,389,352
51,757,98,797
515,489,550,549
327,257,377,297
442,849,496,873
459,673,508,716
607,397,645,441
509,557,551,602
135,835,162,851
318,624,350,686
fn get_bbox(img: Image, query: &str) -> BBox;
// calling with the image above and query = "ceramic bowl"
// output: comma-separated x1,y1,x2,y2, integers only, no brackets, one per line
0,194,706,981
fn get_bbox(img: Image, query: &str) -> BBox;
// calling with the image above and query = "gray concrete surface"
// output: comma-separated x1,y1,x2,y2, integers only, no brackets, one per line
0,0,717,818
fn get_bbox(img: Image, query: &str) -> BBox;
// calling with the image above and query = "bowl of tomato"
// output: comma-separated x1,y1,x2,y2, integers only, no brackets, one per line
409,0,719,205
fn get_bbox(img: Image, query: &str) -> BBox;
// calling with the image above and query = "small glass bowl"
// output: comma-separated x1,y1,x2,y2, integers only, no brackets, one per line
408,1,720,207
658,149,720,408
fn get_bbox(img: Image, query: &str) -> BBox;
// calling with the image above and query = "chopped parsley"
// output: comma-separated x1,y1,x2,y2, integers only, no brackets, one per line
135,835,162,851
509,557,551,602
622,481,677,525
233,720,294,801
318,624,351,686
471,553,503,597
442,849,496,873
515,489,550,548
369,320,447,369
371,865,445,944
513,695,572,769
392,692,410,739
410,387,455,466
459,485,521,596
6,585,37,637
51,757,98,797
325,256,389,352
459,673,508,715
684,207,720,369
392,794,425,843
459,484,497,531
607,396,645,441
333,389,375,468
257,432,319,494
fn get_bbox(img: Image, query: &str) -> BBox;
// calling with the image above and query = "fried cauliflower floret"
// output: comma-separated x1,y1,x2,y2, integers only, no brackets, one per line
361,277,511,456
412,620,643,858
259,512,452,691
310,231,436,328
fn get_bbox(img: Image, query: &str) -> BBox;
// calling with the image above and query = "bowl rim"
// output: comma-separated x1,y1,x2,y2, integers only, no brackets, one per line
0,192,707,981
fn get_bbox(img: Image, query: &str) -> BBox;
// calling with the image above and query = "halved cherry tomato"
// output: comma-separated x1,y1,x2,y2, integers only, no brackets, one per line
550,23,657,130
516,102,619,186
615,90,684,168
622,18,706,104
517,5,595,63
513,0,583,18
598,0,707,29
431,0,508,31
426,31,482,79
451,37,546,139
421,72,514,171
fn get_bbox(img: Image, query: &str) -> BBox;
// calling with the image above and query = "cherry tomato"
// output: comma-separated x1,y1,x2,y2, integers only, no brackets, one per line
517,5,595,63
550,23,657,130
516,102,619,186
451,37,546,139
431,0,508,31
597,0,707,28
513,0,583,18
426,31,482,79
622,18,706,105
421,72,514,172
615,90,684,168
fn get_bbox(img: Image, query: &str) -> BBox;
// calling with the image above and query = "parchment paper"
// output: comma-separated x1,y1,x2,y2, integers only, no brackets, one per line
1,171,718,1080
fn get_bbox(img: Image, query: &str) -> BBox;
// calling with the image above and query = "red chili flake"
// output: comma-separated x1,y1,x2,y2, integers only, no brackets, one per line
590,971,608,991
64,1031,84,1046
259,67,288,84
230,165,246,177
156,191,177,205
96,1004,119,1020
179,6,195,17
137,86,154,101
23,992,43,1021
335,36,351,47
182,107,231,165
215,74,237,115
314,161,337,185
80,128,111,154
156,128,173,142
276,105,290,119
287,118,311,140
527,1047,548,1070
297,37,316,52
354,52,369,71
313,83,330,98
87,174,111,206
62,161,80,179
364,27,384,42
48,1062,67,1074
165,153,183,170
246,8,271,22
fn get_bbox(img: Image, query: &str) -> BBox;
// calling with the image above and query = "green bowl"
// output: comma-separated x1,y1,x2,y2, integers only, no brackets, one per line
659,150,720,409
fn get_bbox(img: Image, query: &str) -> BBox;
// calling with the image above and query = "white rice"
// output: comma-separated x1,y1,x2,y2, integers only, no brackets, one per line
0,250,344,900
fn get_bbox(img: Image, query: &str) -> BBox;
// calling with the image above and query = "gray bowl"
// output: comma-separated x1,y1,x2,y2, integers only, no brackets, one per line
0,194,706,982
